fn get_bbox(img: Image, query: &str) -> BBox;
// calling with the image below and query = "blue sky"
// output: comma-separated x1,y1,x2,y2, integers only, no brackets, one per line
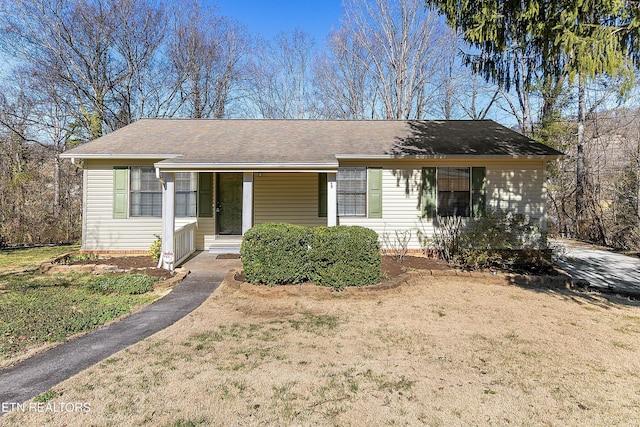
215,0,343,41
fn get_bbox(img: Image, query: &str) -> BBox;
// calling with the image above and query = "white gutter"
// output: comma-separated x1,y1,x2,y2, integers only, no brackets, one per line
153,161,339,172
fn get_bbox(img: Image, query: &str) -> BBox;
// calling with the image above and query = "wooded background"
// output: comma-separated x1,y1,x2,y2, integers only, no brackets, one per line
0,0,638,250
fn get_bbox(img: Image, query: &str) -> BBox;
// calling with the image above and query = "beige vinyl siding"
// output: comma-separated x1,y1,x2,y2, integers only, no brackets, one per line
486,163,545,217
197,218,216,250
81,158,547,252
83,160,201,251
338,159,548,249
254,173,327,227
339,166,427,249
83,160,162,250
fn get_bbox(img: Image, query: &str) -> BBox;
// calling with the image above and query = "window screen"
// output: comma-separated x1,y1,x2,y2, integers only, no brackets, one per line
175,172,197,217
130,167,162,217
437,167,470,217
337,167,366,216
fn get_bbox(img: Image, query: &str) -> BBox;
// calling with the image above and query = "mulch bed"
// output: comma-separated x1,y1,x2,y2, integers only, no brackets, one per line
234,255,450,284
67,256,156,268
63,252,555,287
381,255,450,278
67,256,174,280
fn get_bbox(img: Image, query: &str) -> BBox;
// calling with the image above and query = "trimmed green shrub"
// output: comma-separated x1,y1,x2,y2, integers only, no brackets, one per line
240,223,312,286
86,273,157,295
309,226,381,289
240,223,381,289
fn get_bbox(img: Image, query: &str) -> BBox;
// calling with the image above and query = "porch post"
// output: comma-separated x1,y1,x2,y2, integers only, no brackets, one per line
242,172,253,234
161,172,175,270
327,172,337,226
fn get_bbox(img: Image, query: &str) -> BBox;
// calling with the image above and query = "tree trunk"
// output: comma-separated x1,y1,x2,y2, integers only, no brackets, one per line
53,154,61,215
575,77,586,239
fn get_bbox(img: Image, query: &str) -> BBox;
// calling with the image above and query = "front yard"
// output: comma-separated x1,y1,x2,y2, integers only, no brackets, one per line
0,246,165,367
4,268,640,426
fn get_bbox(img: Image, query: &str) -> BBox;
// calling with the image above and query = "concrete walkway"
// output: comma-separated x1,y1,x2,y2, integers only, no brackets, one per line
554,239,640,297
0,253,240,412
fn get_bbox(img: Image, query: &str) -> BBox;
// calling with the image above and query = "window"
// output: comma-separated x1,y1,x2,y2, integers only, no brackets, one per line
337,167,366,216
422,167,486,218
115,168,206,219
437,167,470,217
176,172,197,217
130,167,162,217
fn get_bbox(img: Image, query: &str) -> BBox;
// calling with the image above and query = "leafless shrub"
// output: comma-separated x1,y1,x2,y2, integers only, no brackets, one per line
381,229,412,263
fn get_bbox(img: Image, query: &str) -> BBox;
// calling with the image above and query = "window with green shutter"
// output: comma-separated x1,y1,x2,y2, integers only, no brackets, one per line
367,168,382,218
113,167,129,218
421,166,487,218
437,167,470,217
130,167,162,217
337,167,366,216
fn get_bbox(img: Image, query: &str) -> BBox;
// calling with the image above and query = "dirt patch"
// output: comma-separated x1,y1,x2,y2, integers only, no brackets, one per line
382,255,450,276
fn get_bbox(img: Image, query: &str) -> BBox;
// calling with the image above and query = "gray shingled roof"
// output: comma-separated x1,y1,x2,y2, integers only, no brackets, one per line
62,119,563,165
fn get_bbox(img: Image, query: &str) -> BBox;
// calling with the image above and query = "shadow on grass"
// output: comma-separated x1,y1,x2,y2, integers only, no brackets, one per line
0,271,75,291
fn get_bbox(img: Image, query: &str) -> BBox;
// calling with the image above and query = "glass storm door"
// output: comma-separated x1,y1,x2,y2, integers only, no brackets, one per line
216,173,243,235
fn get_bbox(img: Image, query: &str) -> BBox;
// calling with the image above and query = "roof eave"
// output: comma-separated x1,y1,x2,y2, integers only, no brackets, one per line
335,154,564,161
60,153,181,160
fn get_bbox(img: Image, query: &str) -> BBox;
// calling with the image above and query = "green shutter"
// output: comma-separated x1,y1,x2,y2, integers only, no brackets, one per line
367,168,382,218
198,172,213,217
113,167,129,218
421,167,437,218
471,167,486,217
318,173,327,218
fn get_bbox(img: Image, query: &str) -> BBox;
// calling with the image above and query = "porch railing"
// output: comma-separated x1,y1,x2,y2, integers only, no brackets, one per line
174,222,196,266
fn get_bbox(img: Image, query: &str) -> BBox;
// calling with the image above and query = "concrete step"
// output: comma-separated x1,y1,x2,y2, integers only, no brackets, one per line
208,238,241,255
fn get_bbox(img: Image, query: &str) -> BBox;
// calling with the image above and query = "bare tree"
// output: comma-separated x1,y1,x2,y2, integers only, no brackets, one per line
246,29,318,119
167,0,248,119
313,27,376,119
340,0,448,119
431,33,500,120
0,78,82,245
0,0,166,137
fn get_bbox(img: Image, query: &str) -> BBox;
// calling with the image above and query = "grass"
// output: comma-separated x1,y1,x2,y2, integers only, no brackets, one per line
33,389,59,403
0,244,79,273
0,246,159,365
4,272,640,425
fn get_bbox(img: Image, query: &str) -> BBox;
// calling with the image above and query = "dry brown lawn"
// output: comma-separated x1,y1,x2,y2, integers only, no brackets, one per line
4,271,640,426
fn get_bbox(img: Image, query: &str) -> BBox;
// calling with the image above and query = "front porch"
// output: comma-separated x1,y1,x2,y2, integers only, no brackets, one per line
159,171,338,269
